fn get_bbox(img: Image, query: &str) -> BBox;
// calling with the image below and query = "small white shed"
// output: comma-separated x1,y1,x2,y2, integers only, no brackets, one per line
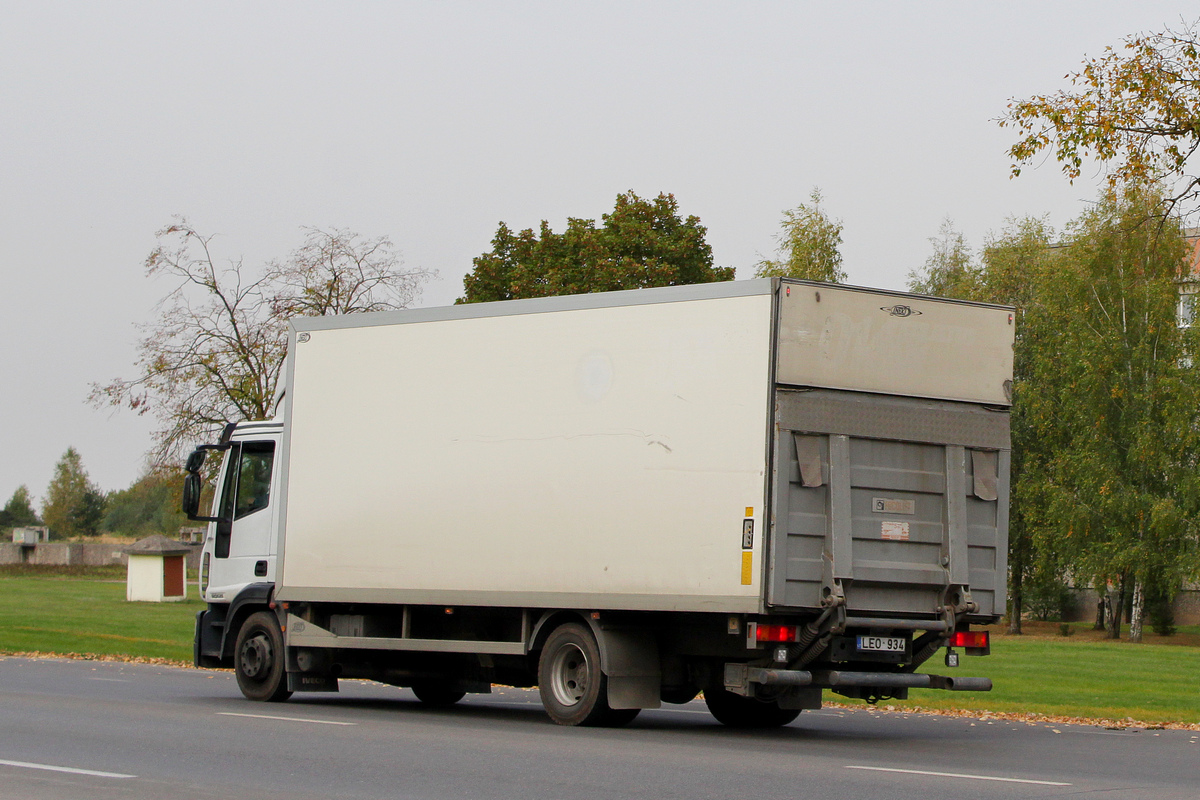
125,535,190,602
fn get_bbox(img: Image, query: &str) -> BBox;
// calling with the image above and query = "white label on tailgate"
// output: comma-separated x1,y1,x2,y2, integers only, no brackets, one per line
872,497,915,515
881,521,910,541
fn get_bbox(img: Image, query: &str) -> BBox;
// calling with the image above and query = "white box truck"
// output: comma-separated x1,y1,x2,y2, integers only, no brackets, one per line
187,278,1012,727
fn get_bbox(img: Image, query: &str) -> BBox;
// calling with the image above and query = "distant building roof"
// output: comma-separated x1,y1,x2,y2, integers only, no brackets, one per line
124,534,192,556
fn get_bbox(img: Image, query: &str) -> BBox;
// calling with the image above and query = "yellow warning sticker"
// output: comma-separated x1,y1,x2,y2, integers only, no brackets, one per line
740,551,753,585
745,507,754,517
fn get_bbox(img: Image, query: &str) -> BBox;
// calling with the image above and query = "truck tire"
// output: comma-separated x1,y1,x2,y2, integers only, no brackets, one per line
703,686,800,728
234,611,292,702
538,623,639,727
411,681,467,707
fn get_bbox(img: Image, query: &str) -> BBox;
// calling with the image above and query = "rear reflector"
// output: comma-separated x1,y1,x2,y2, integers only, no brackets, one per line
948,631,989,649
756,624,798,643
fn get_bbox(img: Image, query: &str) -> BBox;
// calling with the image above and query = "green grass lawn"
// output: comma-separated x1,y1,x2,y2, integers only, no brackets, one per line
0,566,200,662
2,567,1198,725
868,632,1200,724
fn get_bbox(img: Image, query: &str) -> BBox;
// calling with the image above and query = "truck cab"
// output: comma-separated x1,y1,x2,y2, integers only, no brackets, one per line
188,420,284,672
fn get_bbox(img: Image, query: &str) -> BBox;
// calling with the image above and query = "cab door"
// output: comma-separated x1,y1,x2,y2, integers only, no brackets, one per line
206,439,278,598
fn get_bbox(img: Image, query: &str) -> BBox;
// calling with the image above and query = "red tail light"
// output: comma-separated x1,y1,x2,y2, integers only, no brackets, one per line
949,631,989,649
755,624,799,643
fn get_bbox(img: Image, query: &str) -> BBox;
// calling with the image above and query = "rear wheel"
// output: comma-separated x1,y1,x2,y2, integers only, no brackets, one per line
538,623,639,727
234,611,292,702
411,681,467,707
704,686,800,728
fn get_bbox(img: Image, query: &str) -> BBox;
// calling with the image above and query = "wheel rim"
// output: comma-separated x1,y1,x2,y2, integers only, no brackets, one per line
240,633,272,681
548,642,590,707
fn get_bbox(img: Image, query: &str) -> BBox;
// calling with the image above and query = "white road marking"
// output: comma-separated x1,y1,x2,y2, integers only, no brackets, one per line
87,677,130,682
0,758,135,779
845,766,1071,786
217,712,356,726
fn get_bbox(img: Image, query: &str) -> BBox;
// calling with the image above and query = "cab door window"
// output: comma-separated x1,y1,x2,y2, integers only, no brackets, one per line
214,442,275,558
234,443,275,519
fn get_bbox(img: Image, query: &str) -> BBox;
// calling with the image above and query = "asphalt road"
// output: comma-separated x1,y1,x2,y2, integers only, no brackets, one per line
1,656,1197,800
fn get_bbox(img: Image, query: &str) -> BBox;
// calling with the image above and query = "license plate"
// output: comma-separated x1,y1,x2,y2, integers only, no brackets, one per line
857,635,905,653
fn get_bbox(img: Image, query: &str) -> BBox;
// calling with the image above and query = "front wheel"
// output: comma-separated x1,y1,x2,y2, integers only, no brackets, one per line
538,623,639,727
704,686,800,728
234,611,292,702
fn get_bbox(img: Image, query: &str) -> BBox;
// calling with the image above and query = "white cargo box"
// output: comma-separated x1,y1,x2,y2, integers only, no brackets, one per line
276,280,1013,616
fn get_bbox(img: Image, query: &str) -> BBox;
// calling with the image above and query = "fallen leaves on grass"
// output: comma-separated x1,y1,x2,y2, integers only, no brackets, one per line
1,650,198,669
826,701,1200,731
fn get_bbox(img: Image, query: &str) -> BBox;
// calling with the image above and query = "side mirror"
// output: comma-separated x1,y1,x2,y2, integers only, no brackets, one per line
186,448,206,473
182,441,231,522
182,472,204,519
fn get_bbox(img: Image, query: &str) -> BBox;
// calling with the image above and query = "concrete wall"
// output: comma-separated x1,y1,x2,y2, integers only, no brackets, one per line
0,542,202,570
1066,587,1200,627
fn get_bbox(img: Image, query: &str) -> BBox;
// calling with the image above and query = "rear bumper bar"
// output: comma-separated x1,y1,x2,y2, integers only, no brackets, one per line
726,664,991,692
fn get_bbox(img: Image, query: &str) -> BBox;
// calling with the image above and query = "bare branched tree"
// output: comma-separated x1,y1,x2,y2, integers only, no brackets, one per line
92,219,433,465
266,226,426,316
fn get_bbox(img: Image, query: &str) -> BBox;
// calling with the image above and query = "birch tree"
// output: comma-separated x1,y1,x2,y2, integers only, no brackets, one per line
754,189,845,283
907,218,980,299
1002,19,1200,218
980,217,1059,634
908,216,1060,633
1033,189,1200,642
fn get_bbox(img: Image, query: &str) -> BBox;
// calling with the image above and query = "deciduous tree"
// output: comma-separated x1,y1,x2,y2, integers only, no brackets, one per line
1030,189,1200,642
102,469,189,539
459,192,732,303
1001,19,1200,217
754,189,845,283
908,216,1061,633
980,217,1060,634
907,218,980,299
91,220,431,464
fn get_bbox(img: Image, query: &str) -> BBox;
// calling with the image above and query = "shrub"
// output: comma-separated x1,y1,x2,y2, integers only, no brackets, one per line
1026,579,1074,622
1146,586,1177,636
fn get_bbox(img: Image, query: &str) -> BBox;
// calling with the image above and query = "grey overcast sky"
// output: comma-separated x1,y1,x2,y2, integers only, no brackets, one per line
0,2,1191,503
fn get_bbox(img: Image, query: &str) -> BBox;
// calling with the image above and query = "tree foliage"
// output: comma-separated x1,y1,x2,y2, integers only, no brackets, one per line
908,201,1200,640
91,220,431,464
982,218,1060,634
102,469,189,539
1001,19,1200,216
754,189,845,283
907,218,980,298
0,485,40,530
909,215,1060,633
1030,189,1200,641
41,448,105,539
459,191,732,303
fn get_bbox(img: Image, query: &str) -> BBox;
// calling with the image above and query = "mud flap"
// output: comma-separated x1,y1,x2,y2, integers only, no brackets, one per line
597,629,661,710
